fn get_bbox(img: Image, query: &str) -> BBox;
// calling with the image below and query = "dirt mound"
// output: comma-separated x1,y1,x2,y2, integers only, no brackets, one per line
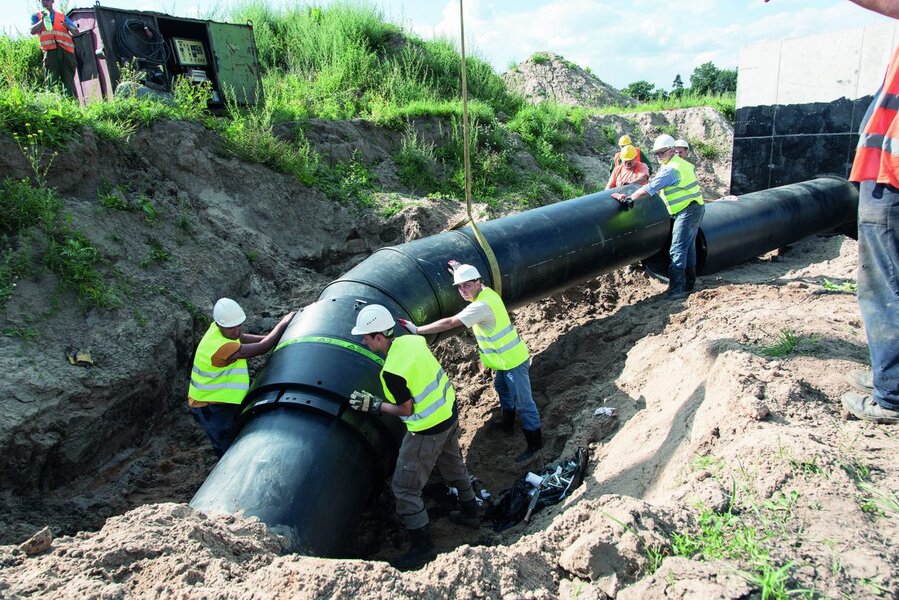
504,51,636,108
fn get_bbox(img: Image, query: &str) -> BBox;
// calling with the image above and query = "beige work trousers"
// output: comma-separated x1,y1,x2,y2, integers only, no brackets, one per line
391,418,474,530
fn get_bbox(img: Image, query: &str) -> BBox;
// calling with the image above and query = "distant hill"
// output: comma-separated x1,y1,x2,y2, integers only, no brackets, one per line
503,51,636,108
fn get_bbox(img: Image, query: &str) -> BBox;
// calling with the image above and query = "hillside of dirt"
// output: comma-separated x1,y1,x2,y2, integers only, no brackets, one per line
504,52,637,108
1,105,896,599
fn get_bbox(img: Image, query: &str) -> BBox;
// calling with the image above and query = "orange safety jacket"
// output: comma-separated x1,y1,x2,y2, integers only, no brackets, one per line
849,45,899,186
36,11,75,54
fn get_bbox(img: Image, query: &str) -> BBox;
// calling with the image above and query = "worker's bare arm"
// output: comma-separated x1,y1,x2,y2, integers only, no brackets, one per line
379,398,413,417
765,0,899,19
231,311,295,359
412,316,465,335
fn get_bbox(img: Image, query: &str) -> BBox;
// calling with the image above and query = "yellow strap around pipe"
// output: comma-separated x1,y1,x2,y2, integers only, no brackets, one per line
458,0,502,296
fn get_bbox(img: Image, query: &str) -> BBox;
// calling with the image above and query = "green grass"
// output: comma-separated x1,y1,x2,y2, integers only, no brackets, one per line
759,328,800,357
822,278,857,293
0,2,733,213
0,178,119,308
592,92,736,122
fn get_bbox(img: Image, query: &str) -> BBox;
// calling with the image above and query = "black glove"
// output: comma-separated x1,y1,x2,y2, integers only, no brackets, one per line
349,390,382,414
618,197,634,211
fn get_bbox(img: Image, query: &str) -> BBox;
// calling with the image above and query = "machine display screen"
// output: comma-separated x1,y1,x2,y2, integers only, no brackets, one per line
172,37,207,66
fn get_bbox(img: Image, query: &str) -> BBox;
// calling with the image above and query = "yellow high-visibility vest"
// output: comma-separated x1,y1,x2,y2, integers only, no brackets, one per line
380,335,455,432
660,155,703,215
471,287,529,371
188,323,249,405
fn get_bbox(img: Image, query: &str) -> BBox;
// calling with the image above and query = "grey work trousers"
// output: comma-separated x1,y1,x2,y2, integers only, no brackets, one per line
391,418,474,530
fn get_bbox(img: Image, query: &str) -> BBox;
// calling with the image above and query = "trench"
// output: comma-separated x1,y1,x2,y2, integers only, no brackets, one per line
0,265,662,558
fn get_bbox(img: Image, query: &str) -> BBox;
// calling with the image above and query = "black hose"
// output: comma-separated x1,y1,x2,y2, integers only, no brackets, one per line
115,19,168,65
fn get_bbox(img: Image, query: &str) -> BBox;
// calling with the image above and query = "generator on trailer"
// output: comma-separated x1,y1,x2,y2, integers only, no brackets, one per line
67,2,262,106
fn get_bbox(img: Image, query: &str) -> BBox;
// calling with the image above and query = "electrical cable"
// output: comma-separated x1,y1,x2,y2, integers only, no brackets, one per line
115,19,168,65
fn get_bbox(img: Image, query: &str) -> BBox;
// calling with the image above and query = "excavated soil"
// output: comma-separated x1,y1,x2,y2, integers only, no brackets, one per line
1,116,896,598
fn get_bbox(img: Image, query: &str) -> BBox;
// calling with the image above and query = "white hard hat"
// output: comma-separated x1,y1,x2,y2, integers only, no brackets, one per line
351,304,396,335
213,297,246,327
652,134,676,152
674,138,689,149
452,264,481,285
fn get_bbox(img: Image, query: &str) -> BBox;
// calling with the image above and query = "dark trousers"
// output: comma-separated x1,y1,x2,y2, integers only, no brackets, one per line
43,48,77,98
190,404,240,458
857,181,899,410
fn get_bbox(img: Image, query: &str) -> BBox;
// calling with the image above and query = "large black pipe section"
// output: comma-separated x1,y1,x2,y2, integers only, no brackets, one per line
190,177,856,557
190,189,671,556
642,176,858,279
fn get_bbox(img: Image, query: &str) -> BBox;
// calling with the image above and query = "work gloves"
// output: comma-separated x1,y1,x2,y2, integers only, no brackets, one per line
397,319,417,334
349,390,382,414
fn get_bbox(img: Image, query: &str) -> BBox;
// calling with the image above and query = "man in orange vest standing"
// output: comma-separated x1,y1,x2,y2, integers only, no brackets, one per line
837,0,899,423
30,0,79,97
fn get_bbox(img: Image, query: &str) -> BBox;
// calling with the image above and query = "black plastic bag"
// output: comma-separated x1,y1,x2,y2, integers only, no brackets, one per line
485,447,588,531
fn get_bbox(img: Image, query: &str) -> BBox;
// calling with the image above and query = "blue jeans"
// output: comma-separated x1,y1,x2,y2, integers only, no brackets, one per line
670,202,705,271
494,359,541,431
857,181,899,410
190,404,240,457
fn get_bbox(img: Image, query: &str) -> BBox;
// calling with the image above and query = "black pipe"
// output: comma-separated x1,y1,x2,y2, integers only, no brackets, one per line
190,178,856,556
642,177,858,279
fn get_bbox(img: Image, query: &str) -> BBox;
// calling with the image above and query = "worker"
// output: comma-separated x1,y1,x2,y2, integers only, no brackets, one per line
674,139,690,158
398,262,543,462
349,304,480,570
30,0,79,98
605,144,650,189
833,0,899,424
612,134,652,175
611,134,704,299
188,298,295,457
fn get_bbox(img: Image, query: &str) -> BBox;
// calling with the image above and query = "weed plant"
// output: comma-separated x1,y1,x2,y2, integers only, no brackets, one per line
0,35,42,90
1,178,118,307
759,328,800,357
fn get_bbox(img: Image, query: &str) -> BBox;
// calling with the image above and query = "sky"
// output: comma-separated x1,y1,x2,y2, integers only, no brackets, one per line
3,0,896,90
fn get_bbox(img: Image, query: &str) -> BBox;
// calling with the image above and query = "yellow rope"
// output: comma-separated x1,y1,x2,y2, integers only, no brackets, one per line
458,0,502,295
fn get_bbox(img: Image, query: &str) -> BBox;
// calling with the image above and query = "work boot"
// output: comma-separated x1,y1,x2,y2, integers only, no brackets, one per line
515,428,543,462
845,370,874,394
841,392,899,424
666,269,688,300
489,409,515,435
393,524,437,571
448,498,481,529
685,267,697,292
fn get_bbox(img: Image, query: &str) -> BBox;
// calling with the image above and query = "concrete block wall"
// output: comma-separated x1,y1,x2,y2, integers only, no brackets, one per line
732,23,899,195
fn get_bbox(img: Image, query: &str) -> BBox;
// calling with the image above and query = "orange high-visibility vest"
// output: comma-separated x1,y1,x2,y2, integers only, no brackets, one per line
850,46,899,186
36,11,75,54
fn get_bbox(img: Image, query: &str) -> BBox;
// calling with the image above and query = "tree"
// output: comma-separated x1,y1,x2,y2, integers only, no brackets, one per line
672,74,684,97
689,62,737,95
623,80,657,102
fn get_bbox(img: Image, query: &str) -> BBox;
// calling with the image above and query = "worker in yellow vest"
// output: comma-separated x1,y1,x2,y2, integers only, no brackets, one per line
350,304,479,570
30,0,79,98
613,133,705,300
188,298,295,457
399,262,543,462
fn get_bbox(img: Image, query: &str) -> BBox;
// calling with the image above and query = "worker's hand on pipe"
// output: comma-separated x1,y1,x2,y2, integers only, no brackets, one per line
447,259,462,273
398,319,418,334
610,193,633,210
349,390,382,414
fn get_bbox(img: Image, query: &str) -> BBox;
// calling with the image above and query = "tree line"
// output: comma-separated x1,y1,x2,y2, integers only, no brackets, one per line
623,61,737,101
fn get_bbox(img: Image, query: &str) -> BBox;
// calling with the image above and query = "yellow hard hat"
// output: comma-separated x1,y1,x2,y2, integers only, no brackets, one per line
620,145,638,161
618,134,632,147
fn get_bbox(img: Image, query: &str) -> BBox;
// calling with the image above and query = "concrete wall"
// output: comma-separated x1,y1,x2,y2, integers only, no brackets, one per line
732,23,899,195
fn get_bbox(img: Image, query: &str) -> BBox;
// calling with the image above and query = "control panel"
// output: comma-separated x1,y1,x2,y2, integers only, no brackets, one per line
172,37,207,66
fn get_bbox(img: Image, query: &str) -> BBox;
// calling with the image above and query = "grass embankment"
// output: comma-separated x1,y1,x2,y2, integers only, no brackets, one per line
0,1,733,307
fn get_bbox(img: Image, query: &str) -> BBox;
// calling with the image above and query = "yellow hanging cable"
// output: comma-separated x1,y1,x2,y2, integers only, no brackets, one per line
458,0,502,296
